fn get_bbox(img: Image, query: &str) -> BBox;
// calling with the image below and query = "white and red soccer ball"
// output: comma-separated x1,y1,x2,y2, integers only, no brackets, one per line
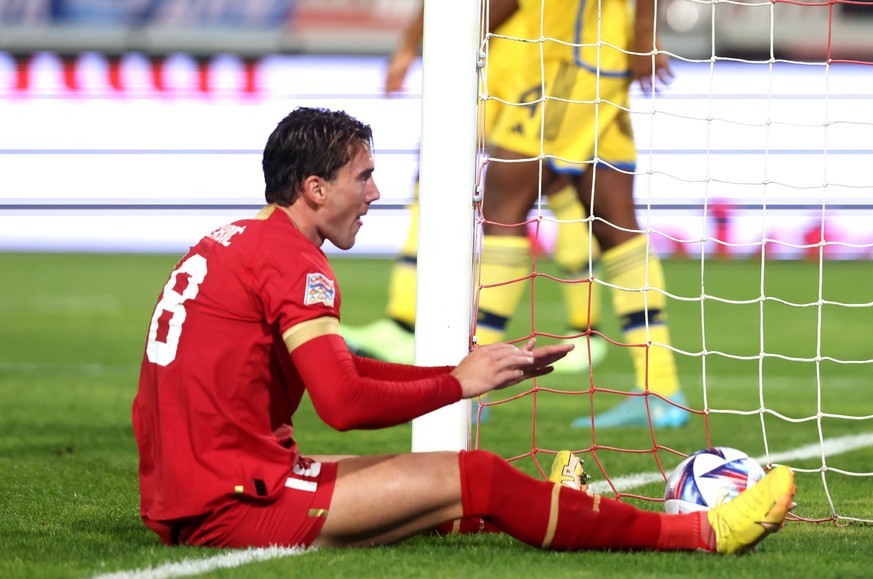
664,447,766,514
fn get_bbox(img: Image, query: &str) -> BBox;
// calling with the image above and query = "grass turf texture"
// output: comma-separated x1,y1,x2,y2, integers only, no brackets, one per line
1,252,871,578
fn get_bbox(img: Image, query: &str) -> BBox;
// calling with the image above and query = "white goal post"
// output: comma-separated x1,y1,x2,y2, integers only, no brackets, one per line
410,0,482,452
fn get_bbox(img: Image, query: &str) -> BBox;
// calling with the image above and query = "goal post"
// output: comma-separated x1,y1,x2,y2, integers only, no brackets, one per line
410,0,482,452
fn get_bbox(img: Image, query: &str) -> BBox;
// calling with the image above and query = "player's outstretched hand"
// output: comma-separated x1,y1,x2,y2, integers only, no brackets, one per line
451,339,573,399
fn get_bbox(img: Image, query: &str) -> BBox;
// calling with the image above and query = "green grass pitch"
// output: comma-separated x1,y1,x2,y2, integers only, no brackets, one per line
1,252,872,578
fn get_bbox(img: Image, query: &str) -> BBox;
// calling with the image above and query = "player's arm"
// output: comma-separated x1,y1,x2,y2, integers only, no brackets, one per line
384,2,424,94
285,318,570,431
347,328,569,394
630,0,673,93
286,318,462,431
353,354,453,380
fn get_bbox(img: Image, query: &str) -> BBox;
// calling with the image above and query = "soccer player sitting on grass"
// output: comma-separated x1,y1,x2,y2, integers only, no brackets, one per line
133,107,795,553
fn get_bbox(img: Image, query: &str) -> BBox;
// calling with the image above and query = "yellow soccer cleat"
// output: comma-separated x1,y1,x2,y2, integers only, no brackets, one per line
549,450,591,492
707,465,796,555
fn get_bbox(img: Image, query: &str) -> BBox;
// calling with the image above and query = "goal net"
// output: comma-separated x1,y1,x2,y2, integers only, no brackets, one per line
468,0,873,525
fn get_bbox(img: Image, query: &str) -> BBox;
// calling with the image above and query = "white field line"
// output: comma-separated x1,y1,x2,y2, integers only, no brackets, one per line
94,433,873,578
588,432,873,495
92,546,307,579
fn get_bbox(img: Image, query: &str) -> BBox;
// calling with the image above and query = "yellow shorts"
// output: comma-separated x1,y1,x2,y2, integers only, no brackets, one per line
489,66,636,174
481,11,527,136
487,0,637,174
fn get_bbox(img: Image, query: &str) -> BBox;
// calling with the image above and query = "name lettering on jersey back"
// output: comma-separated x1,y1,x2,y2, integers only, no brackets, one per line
304,273,335,307
207,224,247,247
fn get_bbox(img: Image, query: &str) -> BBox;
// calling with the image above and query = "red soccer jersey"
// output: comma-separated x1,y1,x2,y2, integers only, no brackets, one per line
133,206,462,530
133,206,341,523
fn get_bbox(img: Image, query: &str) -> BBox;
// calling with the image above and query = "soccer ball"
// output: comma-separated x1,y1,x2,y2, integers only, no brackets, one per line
664,447,766,514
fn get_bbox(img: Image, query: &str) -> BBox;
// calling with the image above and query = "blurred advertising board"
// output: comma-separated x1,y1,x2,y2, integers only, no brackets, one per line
2,52,872,259
0,0,417,55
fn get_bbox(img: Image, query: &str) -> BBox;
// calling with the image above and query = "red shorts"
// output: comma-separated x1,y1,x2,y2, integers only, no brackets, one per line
176,459,338,548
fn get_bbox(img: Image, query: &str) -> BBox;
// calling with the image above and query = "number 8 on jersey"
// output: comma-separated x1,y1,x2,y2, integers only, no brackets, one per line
146,254,208,367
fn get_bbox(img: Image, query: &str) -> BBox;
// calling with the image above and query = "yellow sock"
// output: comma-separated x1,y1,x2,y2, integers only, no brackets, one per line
602,235,680,397
561,275,602,333
547,186,601,332
476,235,531,346
385,195,420,328
548,186,590,273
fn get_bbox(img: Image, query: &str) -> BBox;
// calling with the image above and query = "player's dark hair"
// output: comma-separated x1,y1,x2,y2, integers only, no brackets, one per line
262,107,374,206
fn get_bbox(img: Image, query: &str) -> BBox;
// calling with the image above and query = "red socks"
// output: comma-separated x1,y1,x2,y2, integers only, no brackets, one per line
655,510,716,552
458,450,710,552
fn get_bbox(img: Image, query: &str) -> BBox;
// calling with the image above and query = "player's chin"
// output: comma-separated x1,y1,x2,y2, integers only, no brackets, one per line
334,237,357,251
333,227,361,251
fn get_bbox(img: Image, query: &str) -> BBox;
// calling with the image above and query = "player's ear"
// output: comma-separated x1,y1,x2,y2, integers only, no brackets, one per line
301,176,327,205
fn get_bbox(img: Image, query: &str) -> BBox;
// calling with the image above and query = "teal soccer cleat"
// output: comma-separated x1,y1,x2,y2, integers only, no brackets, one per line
571,390,690,429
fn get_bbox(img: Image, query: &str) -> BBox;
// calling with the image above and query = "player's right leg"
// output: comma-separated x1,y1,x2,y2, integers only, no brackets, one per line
456,450,794,553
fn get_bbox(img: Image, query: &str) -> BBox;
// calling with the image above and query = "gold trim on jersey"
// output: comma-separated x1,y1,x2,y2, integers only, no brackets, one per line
255,205,276,220
282,316,340,353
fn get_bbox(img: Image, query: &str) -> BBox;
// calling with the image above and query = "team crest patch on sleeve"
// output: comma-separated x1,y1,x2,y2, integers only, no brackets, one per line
304,272,336,307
